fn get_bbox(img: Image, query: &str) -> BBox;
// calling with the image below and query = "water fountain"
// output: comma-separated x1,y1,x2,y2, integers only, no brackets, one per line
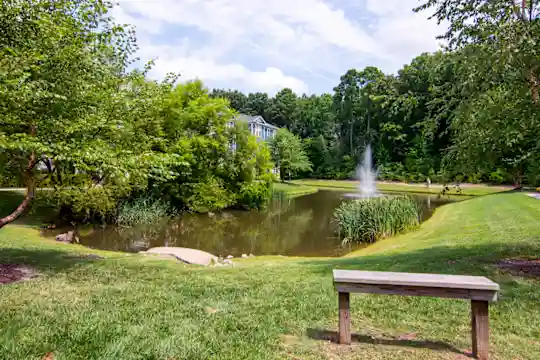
345,144,380,198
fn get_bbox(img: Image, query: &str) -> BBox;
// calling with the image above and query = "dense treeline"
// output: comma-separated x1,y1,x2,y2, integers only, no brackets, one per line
211,1,540,186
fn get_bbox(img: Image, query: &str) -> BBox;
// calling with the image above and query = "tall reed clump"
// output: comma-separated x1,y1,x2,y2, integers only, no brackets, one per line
334,196,421,244
116,196,174,227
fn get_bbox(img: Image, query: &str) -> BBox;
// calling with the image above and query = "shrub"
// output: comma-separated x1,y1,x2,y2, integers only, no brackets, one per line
236,180,272,210
183,177,236,213
43,186,129,223
334,196,421,244
117,195,173,227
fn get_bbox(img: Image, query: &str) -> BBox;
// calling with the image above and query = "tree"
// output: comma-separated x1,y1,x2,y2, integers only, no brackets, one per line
209,89,248,112
244,92,270,118
269,128,312,181
154,80,273,212
416,0,540,184
0,0,164,226
266,88,298,128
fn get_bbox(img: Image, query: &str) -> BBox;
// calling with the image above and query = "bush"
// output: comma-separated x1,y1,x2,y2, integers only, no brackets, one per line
117,195,173,227
334,196,421,244
183,177,236,213
43,186,130,223
236,181,271,210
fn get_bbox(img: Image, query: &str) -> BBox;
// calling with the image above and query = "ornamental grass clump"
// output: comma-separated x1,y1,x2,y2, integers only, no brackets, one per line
116,196,173,227
334,196,421,244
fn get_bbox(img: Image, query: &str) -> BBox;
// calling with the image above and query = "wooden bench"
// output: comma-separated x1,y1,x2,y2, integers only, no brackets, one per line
333,269,500,360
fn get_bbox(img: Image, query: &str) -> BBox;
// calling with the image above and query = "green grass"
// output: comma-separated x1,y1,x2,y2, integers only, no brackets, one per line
272,181,319,198
292,179,511,196
0,193,539,359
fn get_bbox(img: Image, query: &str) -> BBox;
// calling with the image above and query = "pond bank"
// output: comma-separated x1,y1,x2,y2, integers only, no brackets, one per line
292,179,511,196
0,193,538,359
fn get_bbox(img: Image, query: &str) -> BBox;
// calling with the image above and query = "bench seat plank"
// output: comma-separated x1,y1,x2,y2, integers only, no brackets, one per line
333,270,500,291
334,282,497,301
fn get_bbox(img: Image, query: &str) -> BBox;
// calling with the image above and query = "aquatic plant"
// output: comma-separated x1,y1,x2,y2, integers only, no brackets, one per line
116,196,174,227
334,196,421,244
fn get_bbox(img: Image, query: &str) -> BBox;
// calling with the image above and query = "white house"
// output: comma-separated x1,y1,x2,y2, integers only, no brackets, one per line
227,114,279,142
227,114,280,175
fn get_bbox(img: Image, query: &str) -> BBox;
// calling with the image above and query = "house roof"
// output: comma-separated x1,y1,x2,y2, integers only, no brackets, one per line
234,114,279,129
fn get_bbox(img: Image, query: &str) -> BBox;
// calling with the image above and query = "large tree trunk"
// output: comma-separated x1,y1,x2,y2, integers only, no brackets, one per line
0,154,37,229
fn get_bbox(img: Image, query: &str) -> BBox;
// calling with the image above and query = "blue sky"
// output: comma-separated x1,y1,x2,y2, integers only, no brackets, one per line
113,0,445,95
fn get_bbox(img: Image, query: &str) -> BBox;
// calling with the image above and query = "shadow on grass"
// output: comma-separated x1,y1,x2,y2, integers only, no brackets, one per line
0,247,99,274
306,328,468,356
301,242,540,279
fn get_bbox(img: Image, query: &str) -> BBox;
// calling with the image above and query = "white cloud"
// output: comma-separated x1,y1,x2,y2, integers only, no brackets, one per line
148,52,309,95
366,0,445,71
113,0,445,93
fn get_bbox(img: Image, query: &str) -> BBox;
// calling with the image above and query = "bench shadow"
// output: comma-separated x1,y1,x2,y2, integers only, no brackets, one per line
306,328,470,357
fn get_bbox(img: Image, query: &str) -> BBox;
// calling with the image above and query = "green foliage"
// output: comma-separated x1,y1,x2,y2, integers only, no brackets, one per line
334,196,421,244
44,186,130,223
153,81,274,213
269,128,312,181
236,181,272,210
117,195,173,227
182,177,236,213
0,0,171,225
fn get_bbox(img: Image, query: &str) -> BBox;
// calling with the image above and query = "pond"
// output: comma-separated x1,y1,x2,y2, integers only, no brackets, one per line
44,191,460,257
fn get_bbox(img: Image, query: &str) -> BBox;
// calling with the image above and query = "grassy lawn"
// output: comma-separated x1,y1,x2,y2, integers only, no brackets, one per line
273,181,319,198
0,193,539,359
292,179,511,196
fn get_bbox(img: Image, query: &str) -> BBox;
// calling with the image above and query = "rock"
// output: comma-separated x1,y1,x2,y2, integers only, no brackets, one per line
227,255,234,259
55,231,76,243
249,253,255,257
144,247,218,266
223,259,233,264
208,212,215,217
241,254,248,258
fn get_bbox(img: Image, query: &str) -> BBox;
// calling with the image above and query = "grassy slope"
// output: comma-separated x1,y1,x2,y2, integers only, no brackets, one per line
0,194,539,359
292,179,510,196
273,181,319,198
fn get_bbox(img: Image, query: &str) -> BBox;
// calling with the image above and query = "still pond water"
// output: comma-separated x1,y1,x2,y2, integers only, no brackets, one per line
46,191,459,257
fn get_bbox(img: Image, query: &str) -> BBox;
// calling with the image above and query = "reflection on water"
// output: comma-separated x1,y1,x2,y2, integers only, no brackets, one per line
43,191,458,257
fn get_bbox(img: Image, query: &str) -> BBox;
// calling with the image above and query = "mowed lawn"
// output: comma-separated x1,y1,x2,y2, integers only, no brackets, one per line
292,179,511,196
0,193,539,359
272,181,319,198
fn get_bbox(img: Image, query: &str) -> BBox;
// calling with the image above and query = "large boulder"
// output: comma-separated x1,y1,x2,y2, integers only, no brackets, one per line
55,231,77,243
140,247,218,266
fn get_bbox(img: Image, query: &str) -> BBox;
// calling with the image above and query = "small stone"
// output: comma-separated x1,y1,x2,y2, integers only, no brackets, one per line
227,255,234,259
204,307,218,314
249,253,255,257
241,254,248,258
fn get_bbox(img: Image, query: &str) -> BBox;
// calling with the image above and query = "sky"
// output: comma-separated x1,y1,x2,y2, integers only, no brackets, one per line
112,0,445,95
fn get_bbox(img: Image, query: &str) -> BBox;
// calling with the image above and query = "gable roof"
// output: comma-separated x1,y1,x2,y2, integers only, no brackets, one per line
234,114,279,129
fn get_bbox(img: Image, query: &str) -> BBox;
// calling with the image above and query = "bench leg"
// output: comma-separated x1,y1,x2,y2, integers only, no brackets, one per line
471,300,489,360
339,292,351,345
